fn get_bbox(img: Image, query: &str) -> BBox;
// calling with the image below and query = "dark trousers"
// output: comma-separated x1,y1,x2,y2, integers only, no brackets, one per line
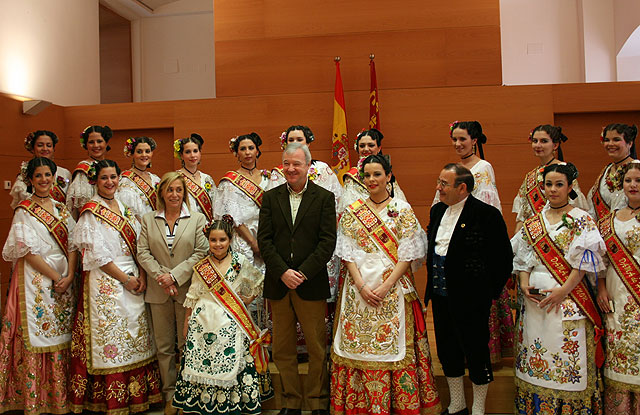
431,294,493,385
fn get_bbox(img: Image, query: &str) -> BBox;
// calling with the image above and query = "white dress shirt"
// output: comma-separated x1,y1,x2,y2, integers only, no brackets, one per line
434,196,468,256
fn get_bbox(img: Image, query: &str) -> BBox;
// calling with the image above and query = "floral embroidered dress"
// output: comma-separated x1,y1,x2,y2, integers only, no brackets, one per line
511,206,605,414
116,170,161,222
67,160,97,213
10,164,71,209
213,171,270,329
512,165,590,224
331,198,441,415
587,162,636,222
0,200,76,415
173,252,274,415
68,196,161,414
432,159,513,363
600,214,640,413
181,171,217,221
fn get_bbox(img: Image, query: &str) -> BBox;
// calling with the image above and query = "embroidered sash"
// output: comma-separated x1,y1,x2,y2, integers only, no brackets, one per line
121,170,157,210
524,167,546,214
193,256,270,374
591,164,612,220
598,212,640,308
180,173,213,221
272,165,284,178
220,171,264,208
80,201,137,258
49,182,66,204
523,213,605,367
73,160,92,177
17,199,69,258
345,199,425,332
343,167,366,190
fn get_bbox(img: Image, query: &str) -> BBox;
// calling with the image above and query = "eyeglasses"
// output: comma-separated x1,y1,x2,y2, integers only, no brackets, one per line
436,179,451,188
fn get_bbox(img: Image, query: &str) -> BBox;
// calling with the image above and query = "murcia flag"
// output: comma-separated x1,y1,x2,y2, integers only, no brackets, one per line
369,58,380,129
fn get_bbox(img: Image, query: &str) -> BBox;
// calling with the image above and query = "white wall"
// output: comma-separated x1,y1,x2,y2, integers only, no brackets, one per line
132,0,215,102
581,0,616,82
0,0,100,105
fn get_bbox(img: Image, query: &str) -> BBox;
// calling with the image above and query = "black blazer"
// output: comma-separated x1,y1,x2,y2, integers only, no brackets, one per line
425,195,513,308
257,180,337,301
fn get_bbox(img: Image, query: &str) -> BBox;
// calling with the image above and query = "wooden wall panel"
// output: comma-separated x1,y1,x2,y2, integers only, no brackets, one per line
215,0,500,42
215,26,501,96
99,5,133,104
553,82,640,113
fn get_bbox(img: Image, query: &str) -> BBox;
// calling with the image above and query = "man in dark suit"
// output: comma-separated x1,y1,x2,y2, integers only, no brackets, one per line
257,142,337,415
426,163,512,415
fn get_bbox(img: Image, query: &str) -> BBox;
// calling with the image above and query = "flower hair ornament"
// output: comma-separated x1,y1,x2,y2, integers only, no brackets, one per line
79,126,92,147
173,138,183,159
600,126,606,142
354,128,367,151
279,131,288,150
86,162,98,185
449,120,459,136
123,137,136,157
24,132,36,152
229,136,239,153
19,161,29,185
221,214,234,226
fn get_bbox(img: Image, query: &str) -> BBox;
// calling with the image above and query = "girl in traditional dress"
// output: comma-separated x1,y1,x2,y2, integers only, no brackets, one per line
68,159,162,415
67,125,112,218
173,216,273,415
117,136,161,221
340,128,406,213
587,123,638,222
10,130,71,208
0,157,77,415
512,125,589,233
596,161,640,414
512,162,606,414
331,154,441,415
214,133,270,328
174,133,217,222
433,120,513,365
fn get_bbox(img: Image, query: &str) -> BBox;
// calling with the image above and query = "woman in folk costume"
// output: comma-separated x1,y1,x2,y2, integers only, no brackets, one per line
339,128,406,213
214,132,270,328
596,161,640,414
512,125,589,234
587,123,638,222
116,136,161,222
433,120,513,365
67,125,112,219
174,133,217,221
10,130,71,208
0,157,77,415
173,216,273,415
331,154,441,415
68,159,161,414
512,162,606,414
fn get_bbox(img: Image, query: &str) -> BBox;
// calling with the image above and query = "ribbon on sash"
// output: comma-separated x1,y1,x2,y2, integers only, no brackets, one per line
80,201,138,258
17,200,69,258
598,212,640,308
524,213,605,367
345,199,426,334
220,171,264,208
193,256,270,374
180,173,213,221
591,164,612,221
343,167,367,191
121,170,158,210
524,167,546,214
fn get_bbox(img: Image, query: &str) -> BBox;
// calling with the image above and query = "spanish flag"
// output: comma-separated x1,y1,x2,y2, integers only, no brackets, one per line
331,59,350,183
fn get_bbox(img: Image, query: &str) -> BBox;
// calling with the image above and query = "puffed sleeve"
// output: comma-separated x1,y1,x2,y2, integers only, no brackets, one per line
2,208,53,261
70,211,123,270
565,211,606,272
395,202,427,264
511,228,537,273
9,167,30,210
391,180,407,202
184,271,207,309
67,172,94,211
234,254,264,298
335,212,367,264
116,177,147,221
214,180,257,226
471,162,502,212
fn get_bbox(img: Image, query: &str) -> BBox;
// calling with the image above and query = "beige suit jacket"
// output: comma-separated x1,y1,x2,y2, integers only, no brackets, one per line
138,209,208,304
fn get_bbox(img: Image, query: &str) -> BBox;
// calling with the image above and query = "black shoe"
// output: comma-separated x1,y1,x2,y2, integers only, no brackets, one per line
441,409,469,415
278,409,302,415
311,410,329,415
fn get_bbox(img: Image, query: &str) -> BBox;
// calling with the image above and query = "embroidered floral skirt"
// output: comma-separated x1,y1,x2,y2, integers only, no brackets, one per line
0,269,71,415
173,345,274,415
68,273,162,415
330,303,441,415
604,380,640,415
488,285,515,364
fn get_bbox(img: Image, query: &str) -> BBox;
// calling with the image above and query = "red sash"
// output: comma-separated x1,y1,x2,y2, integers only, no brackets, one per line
80,201,138,258
591,164,612,221
343,167,366,190
524,167,546,214
121,170,157,210
598,212,640,308
180,173,213,221
219,171,264,208
49,181,66,204
73,161,92,177
193,256,270,374
346,199,426,333
523,213,604,367
272,165,284,178
17,200,69,258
